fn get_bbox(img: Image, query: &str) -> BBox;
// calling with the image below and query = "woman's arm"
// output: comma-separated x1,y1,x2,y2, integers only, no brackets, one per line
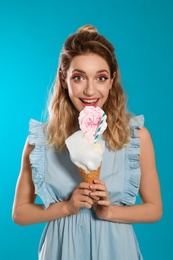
92,127,162,223
12,140,94,226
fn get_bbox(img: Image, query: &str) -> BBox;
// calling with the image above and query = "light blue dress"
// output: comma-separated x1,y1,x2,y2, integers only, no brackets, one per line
28,115,144,260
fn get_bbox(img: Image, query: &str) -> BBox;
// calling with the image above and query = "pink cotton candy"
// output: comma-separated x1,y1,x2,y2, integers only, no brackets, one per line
78,106,107,138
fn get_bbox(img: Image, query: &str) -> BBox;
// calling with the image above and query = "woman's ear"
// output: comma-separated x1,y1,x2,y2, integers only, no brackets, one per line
59,69,67,89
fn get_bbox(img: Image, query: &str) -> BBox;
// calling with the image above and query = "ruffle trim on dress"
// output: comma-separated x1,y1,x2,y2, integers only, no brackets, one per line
28,119,56,209
122,115,144,205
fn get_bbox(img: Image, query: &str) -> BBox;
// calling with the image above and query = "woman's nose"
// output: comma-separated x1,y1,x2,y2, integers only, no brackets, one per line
83,80,95,96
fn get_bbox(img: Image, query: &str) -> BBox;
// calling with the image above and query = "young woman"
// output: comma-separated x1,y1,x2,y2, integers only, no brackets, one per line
12,25,162,260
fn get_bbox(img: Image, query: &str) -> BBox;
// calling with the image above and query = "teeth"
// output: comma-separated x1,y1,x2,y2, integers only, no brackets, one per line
82,99,97,103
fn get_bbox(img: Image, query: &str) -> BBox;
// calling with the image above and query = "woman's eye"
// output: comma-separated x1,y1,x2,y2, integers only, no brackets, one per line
97,76,108,82
73,75,83,81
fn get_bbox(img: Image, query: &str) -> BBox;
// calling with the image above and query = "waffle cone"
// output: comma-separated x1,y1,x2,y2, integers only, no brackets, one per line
77,166,101,184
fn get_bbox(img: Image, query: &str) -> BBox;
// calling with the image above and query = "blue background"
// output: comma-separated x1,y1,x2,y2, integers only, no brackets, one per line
0,0,172,259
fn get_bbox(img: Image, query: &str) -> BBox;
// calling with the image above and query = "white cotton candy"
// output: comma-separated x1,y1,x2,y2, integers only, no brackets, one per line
65,130,105,173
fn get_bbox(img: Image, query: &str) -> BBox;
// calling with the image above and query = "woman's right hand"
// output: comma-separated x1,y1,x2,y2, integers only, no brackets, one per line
66,182,94,215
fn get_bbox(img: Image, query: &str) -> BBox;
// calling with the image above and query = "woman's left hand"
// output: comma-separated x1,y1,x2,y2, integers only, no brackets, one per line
89,179,110,220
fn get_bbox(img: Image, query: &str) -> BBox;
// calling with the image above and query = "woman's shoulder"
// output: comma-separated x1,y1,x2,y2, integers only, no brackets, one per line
129,114,144,140
129,116,155,162
136,125,154,160
129,114,153,147
136,124,151,137
129,114,152,143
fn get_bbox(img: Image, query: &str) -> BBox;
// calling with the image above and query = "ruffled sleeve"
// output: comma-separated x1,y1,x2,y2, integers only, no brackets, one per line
28,119,56,209
122,115,144,205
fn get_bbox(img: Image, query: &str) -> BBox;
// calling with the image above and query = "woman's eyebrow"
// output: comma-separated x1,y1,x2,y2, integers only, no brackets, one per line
72,69,86,74
97,70,109,74
72,69,109,74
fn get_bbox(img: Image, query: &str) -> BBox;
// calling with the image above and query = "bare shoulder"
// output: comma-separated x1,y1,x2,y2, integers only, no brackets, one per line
137,126,155,163
137,126,154,150
23,138,35,155
137,126,152,141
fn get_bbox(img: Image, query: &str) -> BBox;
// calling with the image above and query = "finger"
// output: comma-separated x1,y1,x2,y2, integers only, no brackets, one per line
90,191,108,198
97,199,110,206
89,184,107,192
80,189,91,197
93,179,105,185
83,202,92,209
78,182,91,190
81,194,94,205
89,194,100,201
74,186,91,198
81,196,93,208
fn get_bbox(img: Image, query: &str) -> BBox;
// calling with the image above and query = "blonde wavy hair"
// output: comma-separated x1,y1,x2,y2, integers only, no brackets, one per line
47,25,131,150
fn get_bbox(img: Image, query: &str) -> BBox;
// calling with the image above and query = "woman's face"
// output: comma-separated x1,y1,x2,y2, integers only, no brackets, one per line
65,53,113,112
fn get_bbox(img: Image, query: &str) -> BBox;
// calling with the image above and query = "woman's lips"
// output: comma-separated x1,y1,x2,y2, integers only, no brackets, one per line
80,98,98,106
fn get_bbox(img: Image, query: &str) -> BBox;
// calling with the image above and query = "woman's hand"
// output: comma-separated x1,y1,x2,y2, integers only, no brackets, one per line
66,182,94,215
89,179,110,220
